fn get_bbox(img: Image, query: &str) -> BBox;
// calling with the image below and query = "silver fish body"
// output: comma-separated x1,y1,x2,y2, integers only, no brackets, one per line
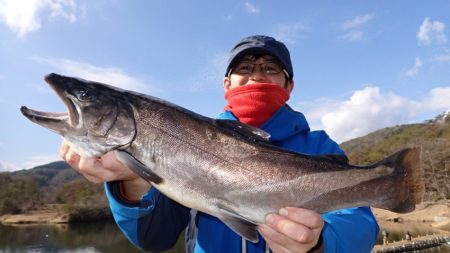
21,73,425,242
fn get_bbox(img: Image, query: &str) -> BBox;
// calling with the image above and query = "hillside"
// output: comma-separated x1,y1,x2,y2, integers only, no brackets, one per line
340,113,450,201
0,161,109,218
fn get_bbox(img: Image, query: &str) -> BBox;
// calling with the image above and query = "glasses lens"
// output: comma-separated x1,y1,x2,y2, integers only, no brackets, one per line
261,62,281,74
234,62,254,74
232,61,282,75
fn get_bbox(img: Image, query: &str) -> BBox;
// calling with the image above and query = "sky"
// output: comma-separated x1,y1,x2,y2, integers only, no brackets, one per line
0,0,450,172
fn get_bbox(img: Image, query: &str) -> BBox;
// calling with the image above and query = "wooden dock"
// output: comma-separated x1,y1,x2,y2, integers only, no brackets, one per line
372,235,450,253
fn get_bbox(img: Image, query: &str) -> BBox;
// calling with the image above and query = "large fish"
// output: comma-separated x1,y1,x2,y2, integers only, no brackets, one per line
21,73,424,242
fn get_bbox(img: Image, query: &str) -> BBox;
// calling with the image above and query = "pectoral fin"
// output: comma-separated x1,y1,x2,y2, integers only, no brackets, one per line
114,150,163,184
217,203,259,243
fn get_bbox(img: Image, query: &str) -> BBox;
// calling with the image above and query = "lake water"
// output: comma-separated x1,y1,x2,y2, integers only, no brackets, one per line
0,221,184,253
0,221,448,253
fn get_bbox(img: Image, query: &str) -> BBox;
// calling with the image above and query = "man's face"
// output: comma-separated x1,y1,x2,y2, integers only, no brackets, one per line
223,54,294,93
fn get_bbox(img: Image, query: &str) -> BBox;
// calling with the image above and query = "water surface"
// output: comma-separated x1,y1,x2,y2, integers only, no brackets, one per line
0,221,448,253
0,221,184,253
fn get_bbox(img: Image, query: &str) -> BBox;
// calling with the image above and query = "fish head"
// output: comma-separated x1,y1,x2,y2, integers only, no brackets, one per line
21,73,136,157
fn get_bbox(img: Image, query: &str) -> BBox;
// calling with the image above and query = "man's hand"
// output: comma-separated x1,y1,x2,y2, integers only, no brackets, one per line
258,207,324,253
59,141,151,200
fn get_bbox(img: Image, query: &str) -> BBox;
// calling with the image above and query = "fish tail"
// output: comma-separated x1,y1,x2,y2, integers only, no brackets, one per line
376,146,425,213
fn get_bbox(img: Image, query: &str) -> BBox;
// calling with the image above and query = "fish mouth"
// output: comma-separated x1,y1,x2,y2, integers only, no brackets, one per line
21,73,80,132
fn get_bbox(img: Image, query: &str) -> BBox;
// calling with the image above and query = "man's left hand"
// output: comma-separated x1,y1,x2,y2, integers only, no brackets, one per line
258,207,324,253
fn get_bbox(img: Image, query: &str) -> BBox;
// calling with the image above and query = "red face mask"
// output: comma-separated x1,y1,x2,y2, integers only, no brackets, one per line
224,83,290,128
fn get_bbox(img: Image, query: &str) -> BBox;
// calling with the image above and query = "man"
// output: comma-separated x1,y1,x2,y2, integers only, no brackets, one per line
60,35,379,253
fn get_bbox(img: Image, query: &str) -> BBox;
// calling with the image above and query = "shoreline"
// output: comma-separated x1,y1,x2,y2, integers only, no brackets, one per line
3,202,447,224
0,204,111,225
371,201,450,232
0,204,69,225
2,202,449,248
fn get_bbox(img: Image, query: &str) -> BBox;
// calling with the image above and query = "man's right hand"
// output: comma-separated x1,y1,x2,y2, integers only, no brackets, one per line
60,141,151,201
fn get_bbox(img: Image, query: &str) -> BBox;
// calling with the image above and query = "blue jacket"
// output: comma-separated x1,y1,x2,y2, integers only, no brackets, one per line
105,105,379,253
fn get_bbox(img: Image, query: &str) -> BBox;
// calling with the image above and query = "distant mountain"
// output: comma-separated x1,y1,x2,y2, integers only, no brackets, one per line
340,112,450,202
12,161,79,187
0,161,107,216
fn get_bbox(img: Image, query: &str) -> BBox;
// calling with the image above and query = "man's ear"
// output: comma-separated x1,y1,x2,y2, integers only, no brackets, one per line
223,77,231,92
287,80,294,94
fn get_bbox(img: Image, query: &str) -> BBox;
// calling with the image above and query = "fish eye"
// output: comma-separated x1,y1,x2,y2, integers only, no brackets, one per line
76,90,96,102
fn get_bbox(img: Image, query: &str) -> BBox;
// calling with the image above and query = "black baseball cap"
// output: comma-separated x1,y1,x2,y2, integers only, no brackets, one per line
225,35,293,80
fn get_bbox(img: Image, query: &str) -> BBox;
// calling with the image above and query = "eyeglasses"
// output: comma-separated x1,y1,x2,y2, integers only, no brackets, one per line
232,61,284,75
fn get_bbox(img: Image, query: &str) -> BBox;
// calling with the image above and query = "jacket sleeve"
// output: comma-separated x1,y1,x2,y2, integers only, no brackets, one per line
104,182,190,252
314,131,380,253
322,207,379,253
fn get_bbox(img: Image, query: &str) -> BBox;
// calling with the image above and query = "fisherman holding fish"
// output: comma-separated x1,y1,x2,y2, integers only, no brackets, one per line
59,35,380,253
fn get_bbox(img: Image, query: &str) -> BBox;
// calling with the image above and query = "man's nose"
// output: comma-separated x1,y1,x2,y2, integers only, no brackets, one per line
250,65,268,79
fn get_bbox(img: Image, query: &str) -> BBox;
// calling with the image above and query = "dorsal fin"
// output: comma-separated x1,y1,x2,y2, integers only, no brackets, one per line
214,119,270,143
313,154,349,165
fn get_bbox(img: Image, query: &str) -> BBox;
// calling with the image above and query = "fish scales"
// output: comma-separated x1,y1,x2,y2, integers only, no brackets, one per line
20,73,425,242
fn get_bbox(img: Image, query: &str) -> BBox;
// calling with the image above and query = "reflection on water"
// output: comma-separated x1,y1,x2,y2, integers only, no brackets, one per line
420,246,450,253
0,221,448,253
0,221,185,253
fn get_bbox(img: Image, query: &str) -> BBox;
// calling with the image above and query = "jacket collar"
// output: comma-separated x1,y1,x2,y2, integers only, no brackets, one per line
260,105,310,142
